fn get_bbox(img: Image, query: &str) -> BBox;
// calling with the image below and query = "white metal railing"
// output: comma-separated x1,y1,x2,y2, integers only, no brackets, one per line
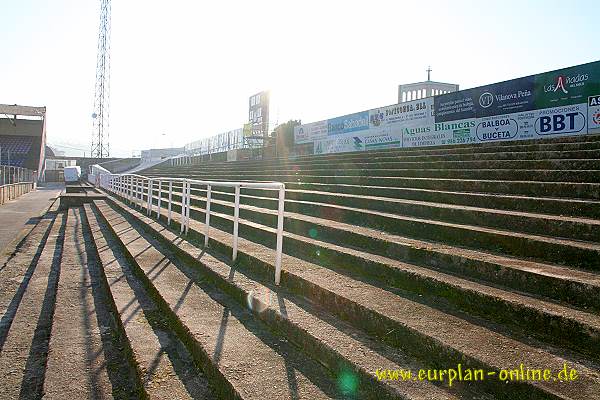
92,169,286,285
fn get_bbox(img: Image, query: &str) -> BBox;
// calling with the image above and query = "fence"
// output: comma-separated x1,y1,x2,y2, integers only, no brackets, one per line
92,169,287,285
0,165,36,205
0,165,35,186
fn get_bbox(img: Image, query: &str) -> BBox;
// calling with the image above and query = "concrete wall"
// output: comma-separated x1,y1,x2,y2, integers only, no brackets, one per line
0,182,34,205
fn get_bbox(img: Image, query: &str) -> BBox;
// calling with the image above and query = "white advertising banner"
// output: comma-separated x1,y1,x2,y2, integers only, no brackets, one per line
294,120,328,144
589,95,600,134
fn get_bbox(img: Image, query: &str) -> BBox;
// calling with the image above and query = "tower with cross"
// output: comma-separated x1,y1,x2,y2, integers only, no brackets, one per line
397,66,459,103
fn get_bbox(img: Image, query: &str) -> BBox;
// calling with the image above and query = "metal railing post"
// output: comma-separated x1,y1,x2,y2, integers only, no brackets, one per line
232,185,240,261
274,185,285,285
180,180,187,234
185,181,191,234
135,178,138,207
147,179,153,215
204,184,211,247
139,179,144,208
133,178,137,206
168,181,173,225
157,180,162,218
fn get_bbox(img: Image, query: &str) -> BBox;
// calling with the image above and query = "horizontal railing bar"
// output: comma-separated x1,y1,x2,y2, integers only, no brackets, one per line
111,173,284,189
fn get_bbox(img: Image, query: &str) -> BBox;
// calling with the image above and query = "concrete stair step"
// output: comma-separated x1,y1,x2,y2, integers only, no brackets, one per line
154,168,600,183
151,150,600,173
45,207,141,399
0,203,59,341
142,179,600,218
0,211,66,398
122,193,600,358
280,183,600,219
84,204,217,399
95,200,473,400
156,158,600,173
159,188,600,270
151,134,600,171
103,195,600,400
121,186,600,310
145,172,600,200
177,186,600,243
92,203,346,400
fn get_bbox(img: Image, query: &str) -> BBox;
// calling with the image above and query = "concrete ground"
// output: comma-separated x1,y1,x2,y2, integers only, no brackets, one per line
0,183,63,256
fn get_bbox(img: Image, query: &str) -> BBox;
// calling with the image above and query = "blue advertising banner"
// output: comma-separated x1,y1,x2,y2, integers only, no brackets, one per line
327,111,369,136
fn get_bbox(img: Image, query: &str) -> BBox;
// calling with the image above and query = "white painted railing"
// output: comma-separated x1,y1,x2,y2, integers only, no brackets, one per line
93,169,286,285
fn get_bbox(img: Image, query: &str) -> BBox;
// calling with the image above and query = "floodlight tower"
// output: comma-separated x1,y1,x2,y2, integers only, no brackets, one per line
91,0,111,158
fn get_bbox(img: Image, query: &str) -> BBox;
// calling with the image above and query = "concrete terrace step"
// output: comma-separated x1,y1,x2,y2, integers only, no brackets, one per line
142,178,600,218
157,187,600,270
173,185,600,243
102,195,600,400
148,168,600,183
278,183,600,219
118,187,600,311
44,207,138,399
150,134,600,169
0,211,66,398
151,150,600,172
92,204,347,400
94,200,472,400
145,172,600,200
117,193,600,357
200,184,600,223
156,158,600,172
85,204,217,399
0,202,59,342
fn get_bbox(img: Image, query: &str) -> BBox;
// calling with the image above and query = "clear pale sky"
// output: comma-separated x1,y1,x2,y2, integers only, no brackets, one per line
1,0,598,157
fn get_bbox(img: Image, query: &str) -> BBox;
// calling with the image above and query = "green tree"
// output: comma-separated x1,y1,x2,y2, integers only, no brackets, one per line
273,120,301,150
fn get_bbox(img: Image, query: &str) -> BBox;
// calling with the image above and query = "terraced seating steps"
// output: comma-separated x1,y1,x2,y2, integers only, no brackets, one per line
131,134,600,398
2,134,600,399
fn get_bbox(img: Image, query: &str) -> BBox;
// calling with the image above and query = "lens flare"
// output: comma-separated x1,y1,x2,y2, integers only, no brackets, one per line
337,369,359,395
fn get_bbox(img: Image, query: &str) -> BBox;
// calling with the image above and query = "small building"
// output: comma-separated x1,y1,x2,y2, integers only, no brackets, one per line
44,158,77,182
141,147,184,163
398,67,459,103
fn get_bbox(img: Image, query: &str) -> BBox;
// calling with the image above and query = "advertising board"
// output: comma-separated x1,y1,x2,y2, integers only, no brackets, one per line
295,60,600,154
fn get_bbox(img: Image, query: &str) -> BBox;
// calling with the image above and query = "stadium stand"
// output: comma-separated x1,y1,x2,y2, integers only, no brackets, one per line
2,134,600,399
0,104,46,178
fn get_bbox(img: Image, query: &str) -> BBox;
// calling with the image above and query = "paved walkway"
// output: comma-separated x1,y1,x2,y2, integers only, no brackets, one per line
0,184,63,255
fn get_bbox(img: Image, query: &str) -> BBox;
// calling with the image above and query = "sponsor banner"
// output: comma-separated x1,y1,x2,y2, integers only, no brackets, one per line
534,103,587,136
314,136,365,155
294,120,328,144
434,77,535,122
295,61,600,153
587,95,600,133
369,99,433,130
534,62,600,109
327,111,370,136
476,116,520,142
403,119,477,148
363,132,403,150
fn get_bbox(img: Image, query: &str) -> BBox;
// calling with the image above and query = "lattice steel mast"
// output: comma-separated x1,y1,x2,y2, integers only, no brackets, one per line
91,0,111,158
